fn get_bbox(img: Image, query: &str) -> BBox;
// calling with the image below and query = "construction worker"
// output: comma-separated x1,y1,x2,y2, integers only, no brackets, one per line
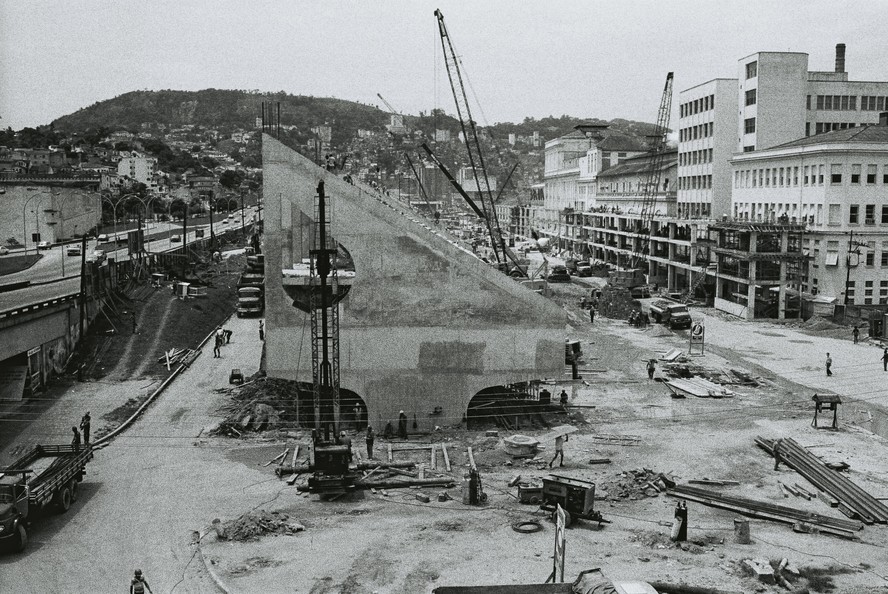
259,320,265,341
71,426,81,452
339,431,352,462
366,426,375,459
549,432,567,468
130,569,153,594
882,348,888,371
647,359,657,380
559,389,568,409
80,412,91,445
773,438,786,471
398,411,408,441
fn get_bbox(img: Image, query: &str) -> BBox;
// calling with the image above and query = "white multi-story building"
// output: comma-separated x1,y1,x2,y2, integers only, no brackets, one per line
731,119,888,304
117,154,158,193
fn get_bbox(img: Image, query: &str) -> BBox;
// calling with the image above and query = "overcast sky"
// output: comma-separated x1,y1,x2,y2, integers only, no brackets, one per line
2,0,888,131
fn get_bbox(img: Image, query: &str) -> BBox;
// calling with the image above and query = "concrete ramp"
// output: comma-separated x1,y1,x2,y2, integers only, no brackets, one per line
263,135,565,431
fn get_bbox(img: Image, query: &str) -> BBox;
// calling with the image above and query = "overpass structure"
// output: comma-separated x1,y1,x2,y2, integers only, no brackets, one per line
263,135,565,432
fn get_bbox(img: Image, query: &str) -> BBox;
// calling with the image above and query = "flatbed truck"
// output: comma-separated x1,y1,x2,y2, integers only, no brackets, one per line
0,444,94,553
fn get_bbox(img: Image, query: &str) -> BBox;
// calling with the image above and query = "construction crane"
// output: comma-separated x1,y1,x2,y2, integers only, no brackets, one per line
631,72,674,269
433,9,506,266
377,93,408,138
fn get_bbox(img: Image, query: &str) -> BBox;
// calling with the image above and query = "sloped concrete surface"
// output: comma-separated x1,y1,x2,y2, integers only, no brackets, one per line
262,135,565,430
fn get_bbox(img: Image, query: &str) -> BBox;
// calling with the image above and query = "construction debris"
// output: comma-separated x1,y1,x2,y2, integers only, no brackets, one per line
215,510,305,542
667,484,863,539
756,437,888,524
665,377,734,398
599,468,670,501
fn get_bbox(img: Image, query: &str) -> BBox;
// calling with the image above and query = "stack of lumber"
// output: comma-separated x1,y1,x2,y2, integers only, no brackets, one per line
664,377,734,398
667,484,863,539
756,437,888,524
157,348,197,367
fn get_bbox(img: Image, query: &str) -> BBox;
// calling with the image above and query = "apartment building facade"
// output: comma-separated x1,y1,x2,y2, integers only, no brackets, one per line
116,154,158,193
731,121,888,304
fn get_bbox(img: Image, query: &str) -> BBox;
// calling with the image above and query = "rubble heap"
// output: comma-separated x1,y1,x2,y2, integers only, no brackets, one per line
598,468,669,501
214,376,300,435
215,510,305,542
597,285,637,319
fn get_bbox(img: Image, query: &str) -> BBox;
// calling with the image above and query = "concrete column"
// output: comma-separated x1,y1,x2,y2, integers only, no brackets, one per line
778,230,789,319
668,265,677,292
746,260,757,320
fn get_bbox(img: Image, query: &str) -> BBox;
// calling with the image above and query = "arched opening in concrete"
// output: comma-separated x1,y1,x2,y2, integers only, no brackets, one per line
466,381,555,431
290,382,367,433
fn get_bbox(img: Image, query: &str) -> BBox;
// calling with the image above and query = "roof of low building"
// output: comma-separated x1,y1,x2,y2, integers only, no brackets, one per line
597,149,678,178
772,124,888,149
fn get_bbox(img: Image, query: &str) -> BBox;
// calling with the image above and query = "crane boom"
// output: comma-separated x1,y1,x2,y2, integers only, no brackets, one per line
433,9,506,266
376,93,400,116
632,72,674,267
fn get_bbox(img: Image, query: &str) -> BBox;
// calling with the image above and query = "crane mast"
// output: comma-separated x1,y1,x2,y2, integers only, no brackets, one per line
632,72,674,268
433,8,506,266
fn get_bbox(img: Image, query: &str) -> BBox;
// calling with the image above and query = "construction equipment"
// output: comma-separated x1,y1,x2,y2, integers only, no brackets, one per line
631,72,674,269
539,474,607,528
433,9,525,279
648,299,692,330
0,444,94,553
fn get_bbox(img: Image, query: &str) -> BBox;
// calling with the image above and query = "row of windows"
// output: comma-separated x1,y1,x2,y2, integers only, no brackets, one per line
847,203,888,224
678,175,712,190
733,163,888,189
679,122,713,142
679,94,715,118
676,203,712,218
806,94,888,112
678,149,713,166
808,122,858,136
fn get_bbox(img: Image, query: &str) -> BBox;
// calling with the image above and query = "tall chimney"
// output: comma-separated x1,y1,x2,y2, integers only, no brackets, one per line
835,43,846,73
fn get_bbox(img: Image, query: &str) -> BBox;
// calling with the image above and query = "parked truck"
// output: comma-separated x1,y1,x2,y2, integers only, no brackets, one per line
608,268,646,289
238,272,265,291
0,444,93,553
648,299,693,330
237,286,264,317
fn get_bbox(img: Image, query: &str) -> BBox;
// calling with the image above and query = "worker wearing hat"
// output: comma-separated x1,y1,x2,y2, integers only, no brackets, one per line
398,410,408,440
339,431,353,462
130,569,152,594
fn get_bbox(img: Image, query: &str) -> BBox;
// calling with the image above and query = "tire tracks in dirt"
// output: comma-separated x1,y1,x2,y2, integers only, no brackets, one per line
111,296,175,380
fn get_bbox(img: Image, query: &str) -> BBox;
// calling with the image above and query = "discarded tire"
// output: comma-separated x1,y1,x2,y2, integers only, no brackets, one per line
511,520,543,534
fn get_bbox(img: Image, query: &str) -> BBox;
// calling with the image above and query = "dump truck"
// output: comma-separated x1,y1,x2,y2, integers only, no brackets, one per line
648,299,692,330
0,444,93,553
237,286,264,317
608,268,646,289
238,272,265,290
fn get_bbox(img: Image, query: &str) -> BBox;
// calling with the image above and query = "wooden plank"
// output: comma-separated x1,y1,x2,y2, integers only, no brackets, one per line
391,445,433,452
441,443,451,472
291,445,299,468
430,444,436,471
419,464,425,480
387,443,393,462
467,447,476,471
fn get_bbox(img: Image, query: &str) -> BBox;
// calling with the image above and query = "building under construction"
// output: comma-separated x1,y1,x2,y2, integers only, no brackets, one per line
262,135,565,434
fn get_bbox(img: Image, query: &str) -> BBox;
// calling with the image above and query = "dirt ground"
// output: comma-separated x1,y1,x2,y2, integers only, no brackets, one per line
197,282,888,593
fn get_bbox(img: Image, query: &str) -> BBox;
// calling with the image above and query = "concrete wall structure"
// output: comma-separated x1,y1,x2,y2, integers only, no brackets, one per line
263,135,565,431
0,182,101,247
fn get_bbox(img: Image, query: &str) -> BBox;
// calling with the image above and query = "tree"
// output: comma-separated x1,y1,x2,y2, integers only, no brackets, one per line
219,169,245,191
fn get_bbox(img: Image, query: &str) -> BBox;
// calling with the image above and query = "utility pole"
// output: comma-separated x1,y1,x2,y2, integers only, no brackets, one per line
844,230,866,306
240,188,246,242
181,203,188,278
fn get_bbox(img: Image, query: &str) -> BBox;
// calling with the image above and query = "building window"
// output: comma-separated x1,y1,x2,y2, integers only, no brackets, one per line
850,204,859,224
867,164,877,184
746,61,757,79
867,251,875,266
745,89,757,106
805,122,811,136
744,118,756,134
883,205,888,224
866,204,875,224
830,164,843,184
851,164,861,184
744,145,755,153
828,204,841,225
806,95,811,110
816,95,825,110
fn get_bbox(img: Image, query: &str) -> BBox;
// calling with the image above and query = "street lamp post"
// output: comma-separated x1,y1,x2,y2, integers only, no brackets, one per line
22,191,49,255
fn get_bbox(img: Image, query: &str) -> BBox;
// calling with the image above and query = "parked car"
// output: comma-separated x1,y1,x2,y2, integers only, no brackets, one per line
36,241,51,250
575,261,593,277
66,246,82,257
97,234,109,242
170,235,182,243
547,265,571,283
0,246,9,255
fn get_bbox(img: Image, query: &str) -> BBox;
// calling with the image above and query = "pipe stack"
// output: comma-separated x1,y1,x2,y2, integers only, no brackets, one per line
756,437,888,524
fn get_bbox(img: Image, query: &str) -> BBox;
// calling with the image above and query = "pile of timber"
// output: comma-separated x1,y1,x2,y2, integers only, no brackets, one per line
157,348,197,368
667,484,863,539
756,437,888,524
